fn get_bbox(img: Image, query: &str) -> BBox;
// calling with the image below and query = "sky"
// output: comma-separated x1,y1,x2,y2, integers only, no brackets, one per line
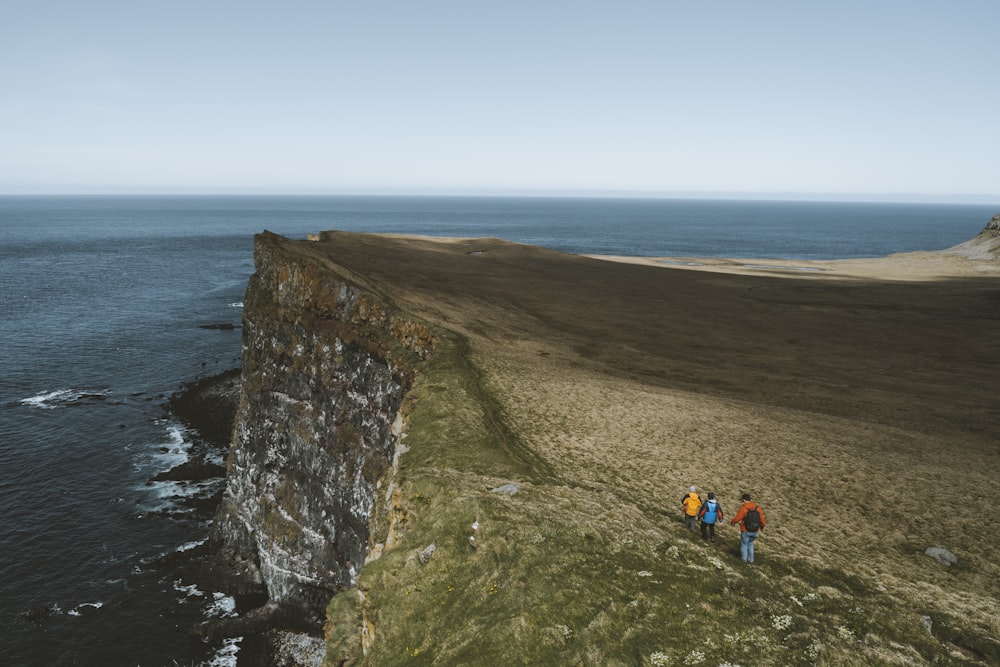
1,1,998,202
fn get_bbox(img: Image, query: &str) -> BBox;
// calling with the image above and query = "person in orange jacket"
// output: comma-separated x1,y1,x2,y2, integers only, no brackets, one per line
729,493,766,563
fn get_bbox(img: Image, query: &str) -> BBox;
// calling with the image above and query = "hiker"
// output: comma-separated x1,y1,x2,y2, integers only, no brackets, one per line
730,493,766,563
697,492,724,543
681,486,701,533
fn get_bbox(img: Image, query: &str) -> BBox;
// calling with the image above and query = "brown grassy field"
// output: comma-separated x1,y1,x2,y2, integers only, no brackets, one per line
298,230,1000,666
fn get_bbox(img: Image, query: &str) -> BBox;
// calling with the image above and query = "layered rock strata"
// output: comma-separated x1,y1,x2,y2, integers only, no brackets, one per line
211,231,435,614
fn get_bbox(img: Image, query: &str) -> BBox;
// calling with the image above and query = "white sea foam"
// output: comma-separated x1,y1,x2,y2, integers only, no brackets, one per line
20,389,73,408
19,388,110,409
229,301,244,309
204,637,241,667
174,580,205,598
177,538,208,552
132,423,219,515
146,478,218,500
153,424,191,469
67,601,103,616
206,592,238,618
205,449,226,467
135,478,222,515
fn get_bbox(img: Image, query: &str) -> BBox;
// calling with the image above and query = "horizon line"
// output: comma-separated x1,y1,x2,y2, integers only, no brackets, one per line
1,187,999,206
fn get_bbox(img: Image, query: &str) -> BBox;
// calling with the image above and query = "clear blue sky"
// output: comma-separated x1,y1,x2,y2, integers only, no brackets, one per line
2,1,998,201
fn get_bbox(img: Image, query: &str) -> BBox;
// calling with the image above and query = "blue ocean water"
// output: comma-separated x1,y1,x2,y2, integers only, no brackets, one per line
0,195,995,666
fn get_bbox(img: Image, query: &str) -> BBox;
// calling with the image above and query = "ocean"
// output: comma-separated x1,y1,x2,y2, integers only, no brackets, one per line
1,195,995,666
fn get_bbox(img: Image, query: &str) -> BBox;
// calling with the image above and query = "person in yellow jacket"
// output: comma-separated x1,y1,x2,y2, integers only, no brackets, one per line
680,486,701,533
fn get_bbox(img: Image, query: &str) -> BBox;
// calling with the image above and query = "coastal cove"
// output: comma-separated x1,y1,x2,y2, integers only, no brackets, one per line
1,197,998,666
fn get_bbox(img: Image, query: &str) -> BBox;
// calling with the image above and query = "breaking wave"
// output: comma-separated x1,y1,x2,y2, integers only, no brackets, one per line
19,388,111,409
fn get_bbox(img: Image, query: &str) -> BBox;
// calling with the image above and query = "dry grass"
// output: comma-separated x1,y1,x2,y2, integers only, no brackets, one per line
478,342,1000,631
303,231,1000,666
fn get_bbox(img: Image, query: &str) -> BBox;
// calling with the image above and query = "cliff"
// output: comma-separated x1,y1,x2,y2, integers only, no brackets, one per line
211,231,435,617
203,227,1000,665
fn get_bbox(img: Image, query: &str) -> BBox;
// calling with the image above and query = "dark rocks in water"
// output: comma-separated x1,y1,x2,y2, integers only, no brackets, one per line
139,370,238,522
198,322,240,330
168,367,242,448
151,460,226,483
175,487,225,514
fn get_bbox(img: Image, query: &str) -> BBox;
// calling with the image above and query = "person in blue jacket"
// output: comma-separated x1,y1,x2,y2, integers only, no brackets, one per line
697,492,724,543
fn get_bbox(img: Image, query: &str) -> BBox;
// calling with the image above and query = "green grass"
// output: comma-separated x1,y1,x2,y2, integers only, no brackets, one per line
324,332,996,666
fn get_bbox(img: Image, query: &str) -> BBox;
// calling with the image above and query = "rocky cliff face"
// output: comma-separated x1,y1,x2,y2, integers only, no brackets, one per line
211,231,435,614
986,213,1000,234
946,213,1000,258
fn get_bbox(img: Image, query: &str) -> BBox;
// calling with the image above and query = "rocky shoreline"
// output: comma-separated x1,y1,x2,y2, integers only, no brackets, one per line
162,369,328,665
167,367,242,450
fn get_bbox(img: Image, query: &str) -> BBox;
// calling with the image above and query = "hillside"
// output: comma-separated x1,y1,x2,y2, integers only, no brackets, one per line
201,225,1000,666
279,229,1000,666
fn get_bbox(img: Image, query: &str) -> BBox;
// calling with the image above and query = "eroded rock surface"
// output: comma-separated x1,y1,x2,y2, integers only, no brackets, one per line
211,231,435,613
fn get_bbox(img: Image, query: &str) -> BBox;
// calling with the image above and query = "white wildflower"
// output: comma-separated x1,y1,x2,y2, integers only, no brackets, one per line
683,650,706,664
706,556,724,570
649,650,672,666
555,624,573,640
771,614,793,631
790,595,803,607
802,592,818,601
807,639,823,659
836,626,855,640
665,545,680,559
638,570,654,577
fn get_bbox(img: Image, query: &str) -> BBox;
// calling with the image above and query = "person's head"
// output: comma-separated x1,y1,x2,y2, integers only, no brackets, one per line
707,492,715,500
742,493,752,502
689,486,697,493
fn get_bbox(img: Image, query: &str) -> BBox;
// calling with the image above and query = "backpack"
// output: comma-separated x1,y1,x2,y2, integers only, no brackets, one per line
701,500,719,524
743,506,762,532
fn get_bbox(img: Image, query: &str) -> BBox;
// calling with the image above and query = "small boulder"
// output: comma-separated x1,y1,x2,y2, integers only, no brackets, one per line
491,483,520,496
418,543,436,564
924,547,957,567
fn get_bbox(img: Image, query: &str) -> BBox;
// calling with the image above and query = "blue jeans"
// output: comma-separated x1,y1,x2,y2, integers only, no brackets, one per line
740,531,758,563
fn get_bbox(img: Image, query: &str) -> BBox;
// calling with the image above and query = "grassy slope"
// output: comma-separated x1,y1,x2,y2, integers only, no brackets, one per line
311,232,1000,666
